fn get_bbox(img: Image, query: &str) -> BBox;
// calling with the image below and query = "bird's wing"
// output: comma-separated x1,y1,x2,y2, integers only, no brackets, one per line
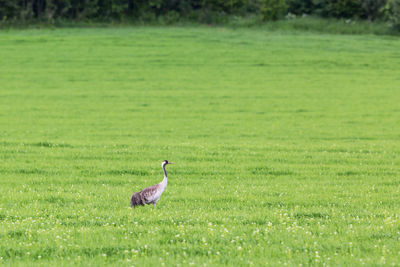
140,184,160,203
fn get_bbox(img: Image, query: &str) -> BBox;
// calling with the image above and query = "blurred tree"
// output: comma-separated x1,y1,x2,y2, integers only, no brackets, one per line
360,0,387,20
261,0,287,21
386,0,400,29
286,0,315,15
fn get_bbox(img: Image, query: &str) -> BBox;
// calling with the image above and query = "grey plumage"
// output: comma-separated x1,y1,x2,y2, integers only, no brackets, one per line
130,184,160,207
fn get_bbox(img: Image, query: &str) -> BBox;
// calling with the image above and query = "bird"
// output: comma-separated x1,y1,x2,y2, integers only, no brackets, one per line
130,160,173,207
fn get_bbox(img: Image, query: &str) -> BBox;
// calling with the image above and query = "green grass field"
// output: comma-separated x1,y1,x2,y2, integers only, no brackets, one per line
0,27,400,266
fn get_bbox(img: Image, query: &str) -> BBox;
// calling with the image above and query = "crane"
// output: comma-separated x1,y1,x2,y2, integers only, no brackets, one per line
130,160,173,207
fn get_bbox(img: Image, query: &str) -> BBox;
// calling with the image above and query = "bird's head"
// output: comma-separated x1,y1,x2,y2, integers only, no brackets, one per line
162,160,173,167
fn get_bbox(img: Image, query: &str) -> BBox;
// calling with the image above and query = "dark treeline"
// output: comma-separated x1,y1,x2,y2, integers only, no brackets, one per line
0,0,400,28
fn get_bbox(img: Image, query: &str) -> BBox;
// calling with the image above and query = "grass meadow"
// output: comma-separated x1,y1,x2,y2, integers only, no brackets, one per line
0,27,400,266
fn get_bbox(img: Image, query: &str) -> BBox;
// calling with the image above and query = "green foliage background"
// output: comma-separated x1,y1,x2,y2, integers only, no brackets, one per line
0,0,398,23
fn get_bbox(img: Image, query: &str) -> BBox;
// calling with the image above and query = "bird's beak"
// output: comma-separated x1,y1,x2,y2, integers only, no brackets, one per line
169,162,173,164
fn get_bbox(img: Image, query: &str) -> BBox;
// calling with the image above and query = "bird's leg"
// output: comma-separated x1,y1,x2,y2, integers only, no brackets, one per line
153,201,157,207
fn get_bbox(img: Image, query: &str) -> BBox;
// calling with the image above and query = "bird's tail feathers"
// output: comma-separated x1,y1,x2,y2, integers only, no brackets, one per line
131,192,145,207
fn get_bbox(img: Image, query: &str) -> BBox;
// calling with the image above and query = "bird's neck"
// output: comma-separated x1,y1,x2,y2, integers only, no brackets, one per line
161,165,168,188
